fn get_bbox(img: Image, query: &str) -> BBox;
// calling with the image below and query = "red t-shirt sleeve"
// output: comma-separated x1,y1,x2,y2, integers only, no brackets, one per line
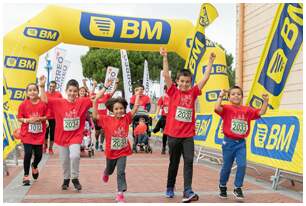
193,85,202,96
82,97,93,109
125,112,133,124
166,83,177,97
157,97,163,106
248,107,261,120
130,95,135,104
214,105,226,117
17,102,25,118
98,114,107,128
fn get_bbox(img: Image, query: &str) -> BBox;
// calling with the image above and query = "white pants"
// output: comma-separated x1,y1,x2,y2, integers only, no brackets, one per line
59,144,80,179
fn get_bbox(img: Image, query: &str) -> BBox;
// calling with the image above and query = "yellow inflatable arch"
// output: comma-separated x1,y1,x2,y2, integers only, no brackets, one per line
4,4,229,114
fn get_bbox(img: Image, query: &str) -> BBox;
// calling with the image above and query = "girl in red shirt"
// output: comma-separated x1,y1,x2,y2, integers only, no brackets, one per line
39,76,109,191
17,83,48,186
215,87,269,201
92,89,140,203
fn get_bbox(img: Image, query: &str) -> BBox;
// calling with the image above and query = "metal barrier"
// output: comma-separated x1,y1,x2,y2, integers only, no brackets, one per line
271,168,303,190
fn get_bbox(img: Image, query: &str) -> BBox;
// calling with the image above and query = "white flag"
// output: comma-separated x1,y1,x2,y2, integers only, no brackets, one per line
120,49,133,105
51,48,67,91
143,60,150,95
104,66,119,93
61,60,71,92
160,70,171,96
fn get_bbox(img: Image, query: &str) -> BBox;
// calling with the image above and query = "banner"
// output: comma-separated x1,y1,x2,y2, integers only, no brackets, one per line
104,66,119,93
246,3,303,109
120,49,133,102
143,60,150,95
193,110,303,174
51,48,67,92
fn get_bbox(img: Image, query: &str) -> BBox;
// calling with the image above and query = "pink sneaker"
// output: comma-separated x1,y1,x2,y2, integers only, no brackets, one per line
102,172,109,183
115,192,125,203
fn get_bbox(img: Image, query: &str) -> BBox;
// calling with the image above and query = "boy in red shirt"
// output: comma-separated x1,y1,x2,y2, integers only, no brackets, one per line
18,83,48,186
160,47,216,203
215,87,268,201
39,76,109,191
153,86,170,154
44,80,62,154
92,89,140,203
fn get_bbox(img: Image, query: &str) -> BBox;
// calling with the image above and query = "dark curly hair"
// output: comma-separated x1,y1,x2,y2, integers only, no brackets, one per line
105,97,128,113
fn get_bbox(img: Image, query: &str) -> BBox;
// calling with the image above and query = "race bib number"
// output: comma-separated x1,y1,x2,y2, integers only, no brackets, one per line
111,137,128,150
63,118,80,131
163,106,168,114
98,103,106,110
231,119,248,135
28,123,43,133
175,106,192,122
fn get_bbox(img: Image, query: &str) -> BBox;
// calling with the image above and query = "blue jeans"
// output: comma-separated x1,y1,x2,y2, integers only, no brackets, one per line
138,134,148,145
219,137,246,188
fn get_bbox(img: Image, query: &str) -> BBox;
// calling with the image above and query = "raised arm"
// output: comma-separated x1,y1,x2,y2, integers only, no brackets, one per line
109,78,119,97
160,47,172,89
92,95,99,120
215,89,227,113
91,80,97,94
82,79,90,92
131,91,140,117
259,94,269,116
197,52,216,90
95,79,112,100
39,75,48,103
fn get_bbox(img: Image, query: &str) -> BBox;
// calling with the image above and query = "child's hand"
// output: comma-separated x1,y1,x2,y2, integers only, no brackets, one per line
219,89,228,98
209,52,216,63
262,94,269,102
104,79,112,88
115,78,120,85
160,47,167,57
92,80,97,87
82,79,88,83
39,75,46,87
90,94,96,102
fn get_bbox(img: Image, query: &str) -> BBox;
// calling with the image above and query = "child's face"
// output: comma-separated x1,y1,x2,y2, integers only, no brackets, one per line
229,88,243,105
139,118,145,123
79,88,87,97
66,86,79,102
135,87,144,95
27,85,39,100
49,83,56,92
176,76,192,92
113,102,125,118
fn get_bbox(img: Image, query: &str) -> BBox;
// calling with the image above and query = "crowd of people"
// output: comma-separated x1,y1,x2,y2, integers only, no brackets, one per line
17,47,269,203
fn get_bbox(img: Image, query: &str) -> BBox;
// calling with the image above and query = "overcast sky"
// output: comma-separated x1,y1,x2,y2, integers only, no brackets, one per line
3,3,236,93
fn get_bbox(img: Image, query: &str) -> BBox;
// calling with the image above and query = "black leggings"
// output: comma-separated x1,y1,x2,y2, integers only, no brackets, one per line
45,119,55,142
153,116,168,148
23,144,43,176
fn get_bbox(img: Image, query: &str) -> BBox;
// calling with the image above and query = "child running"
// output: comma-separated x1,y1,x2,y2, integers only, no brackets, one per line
39,76,109,191
92,88,140,203
215,87,269,201
160,47,216,203
17,83,48,186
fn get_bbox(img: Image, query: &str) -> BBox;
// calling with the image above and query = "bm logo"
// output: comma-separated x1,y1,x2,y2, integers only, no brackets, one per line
250,116,299,161
80,12,171,44
4,56,36,71
24,27,59,41
8,87,27,101
194,115,212,141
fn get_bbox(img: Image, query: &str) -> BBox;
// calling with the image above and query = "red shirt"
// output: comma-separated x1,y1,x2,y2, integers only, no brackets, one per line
164,84,201,138
157,95,170,116
46,91,62,119
134,122,147,136
130,95,151,111
215,104,261,139
17,99,48,145
96,93,112,115
98,112,133,159
47,97,92,147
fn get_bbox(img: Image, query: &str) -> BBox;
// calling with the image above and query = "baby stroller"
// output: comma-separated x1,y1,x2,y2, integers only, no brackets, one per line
81,121,95,157
132,113,153,153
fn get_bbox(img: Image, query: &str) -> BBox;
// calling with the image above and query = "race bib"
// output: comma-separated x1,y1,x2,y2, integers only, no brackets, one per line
28,123,43,133
175,106,192,122
111,137,128,150
163,106,168,114
231,119,248,135
63,117,80,131
98,103,106,110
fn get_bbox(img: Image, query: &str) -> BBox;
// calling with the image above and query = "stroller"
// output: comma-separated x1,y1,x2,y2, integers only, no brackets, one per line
132,113,153,153
81,120,95,157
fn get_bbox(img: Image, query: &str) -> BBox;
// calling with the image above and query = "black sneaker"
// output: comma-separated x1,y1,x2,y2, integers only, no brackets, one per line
182,189,199,203
161,147,166,154
72,178,82,191
61,179,70,190
219,185,227,199
233,187,244,201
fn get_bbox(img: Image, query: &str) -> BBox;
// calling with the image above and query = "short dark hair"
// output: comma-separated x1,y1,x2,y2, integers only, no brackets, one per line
229,85,243,97
176,69,192,80
105,97,128,113
50,81,57,85
66,79,79,91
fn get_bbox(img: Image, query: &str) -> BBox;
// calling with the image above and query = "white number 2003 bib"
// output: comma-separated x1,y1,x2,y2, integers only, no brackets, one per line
63,117,80,131
231,119,248,135
111,137,128,150
175,106,192,122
